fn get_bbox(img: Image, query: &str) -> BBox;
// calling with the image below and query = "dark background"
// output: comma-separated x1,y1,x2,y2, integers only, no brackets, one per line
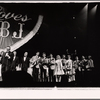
1,3,100,73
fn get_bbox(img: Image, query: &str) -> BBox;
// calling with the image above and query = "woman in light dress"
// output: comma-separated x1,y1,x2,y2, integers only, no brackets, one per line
54,55,64,82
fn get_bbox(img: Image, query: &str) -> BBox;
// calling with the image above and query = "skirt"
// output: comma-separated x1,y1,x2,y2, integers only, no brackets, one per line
54,68,64,75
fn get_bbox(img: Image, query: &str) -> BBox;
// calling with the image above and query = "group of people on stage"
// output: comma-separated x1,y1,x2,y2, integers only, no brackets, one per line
0,46,94,83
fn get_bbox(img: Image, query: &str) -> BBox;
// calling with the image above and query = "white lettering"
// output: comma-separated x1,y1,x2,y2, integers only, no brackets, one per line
0,21,10,37
12,23,24,39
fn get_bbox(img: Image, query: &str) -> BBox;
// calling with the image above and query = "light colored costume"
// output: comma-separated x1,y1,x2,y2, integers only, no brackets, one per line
27,55,40,76
66,59,73,82
41,57,49,77
54,59,64,76
86,59,94,71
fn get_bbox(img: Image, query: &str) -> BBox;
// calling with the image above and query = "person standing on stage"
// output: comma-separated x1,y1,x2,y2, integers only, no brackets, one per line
62,54,67,74
34,52,41,82
28,52,41,81
0,52,3,77
80,56,88,71
48,54,55,82
73,56,80,71
2,46,13,72
73,56,80,82
66,55,73,82
0,51,4,77
11,51,19,71
80,56,88,84
40,52,49,82
21,52,30,72
66,49,69,55
87,55,94,70
54,55,64,82
86,55,94,84
72,50,78,60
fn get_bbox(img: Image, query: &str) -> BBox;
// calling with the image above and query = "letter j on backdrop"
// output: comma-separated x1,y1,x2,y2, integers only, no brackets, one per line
0,6,43,52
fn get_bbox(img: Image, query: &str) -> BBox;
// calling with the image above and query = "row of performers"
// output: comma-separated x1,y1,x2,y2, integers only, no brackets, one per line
0,46,94,82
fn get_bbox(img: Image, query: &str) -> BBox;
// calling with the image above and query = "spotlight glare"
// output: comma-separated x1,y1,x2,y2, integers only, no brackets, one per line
90,5,97,14
73,17,75,19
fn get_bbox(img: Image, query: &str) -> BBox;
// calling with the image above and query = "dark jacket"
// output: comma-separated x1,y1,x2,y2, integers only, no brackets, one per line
11,56,19,71
21,56,30,72
2,51,13,71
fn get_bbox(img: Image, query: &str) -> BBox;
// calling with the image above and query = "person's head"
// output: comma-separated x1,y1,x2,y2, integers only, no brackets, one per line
82,56,85,60
88,55,92,59
50,54,53,58
75,56,79,60
13,51,17,56
66,49,68,52
42,52,46,57
67,55,71,59
62,54,66,59
56,55,61,60
24,52,28,57
36,52,40,56
75,50,77,52
6,46,11,52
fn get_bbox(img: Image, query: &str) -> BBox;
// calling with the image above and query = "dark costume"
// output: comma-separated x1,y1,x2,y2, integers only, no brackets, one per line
11,56,19,71
21,56,30,72
2,51,13,72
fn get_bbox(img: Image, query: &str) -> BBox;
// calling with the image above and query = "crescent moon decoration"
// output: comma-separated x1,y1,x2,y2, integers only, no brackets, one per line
0,15,43,52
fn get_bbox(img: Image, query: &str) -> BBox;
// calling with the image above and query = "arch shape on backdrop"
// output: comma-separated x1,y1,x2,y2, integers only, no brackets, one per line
0,15,43,52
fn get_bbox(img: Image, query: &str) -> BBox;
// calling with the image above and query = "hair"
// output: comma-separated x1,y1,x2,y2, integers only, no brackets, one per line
43,52,46,55
56,55,61,59
88,55,92,59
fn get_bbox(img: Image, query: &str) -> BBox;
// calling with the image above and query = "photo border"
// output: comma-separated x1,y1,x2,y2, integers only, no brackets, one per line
0,0,100,99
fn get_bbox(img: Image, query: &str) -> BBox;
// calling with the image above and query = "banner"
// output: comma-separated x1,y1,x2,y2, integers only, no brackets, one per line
0,5,43,52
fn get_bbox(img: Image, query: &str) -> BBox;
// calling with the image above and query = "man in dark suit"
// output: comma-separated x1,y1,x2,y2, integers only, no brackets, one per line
21,52,30,72
11,51,19,71
2,46,13,72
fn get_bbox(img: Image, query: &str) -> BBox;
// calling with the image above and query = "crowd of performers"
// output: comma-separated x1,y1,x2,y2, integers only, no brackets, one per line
0,46,94,83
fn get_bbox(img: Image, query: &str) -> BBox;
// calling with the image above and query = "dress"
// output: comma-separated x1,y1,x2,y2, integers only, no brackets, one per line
54,59,64,75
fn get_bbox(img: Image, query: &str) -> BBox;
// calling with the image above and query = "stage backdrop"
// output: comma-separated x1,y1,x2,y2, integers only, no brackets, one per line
0,5,43,52
0,3,100,69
